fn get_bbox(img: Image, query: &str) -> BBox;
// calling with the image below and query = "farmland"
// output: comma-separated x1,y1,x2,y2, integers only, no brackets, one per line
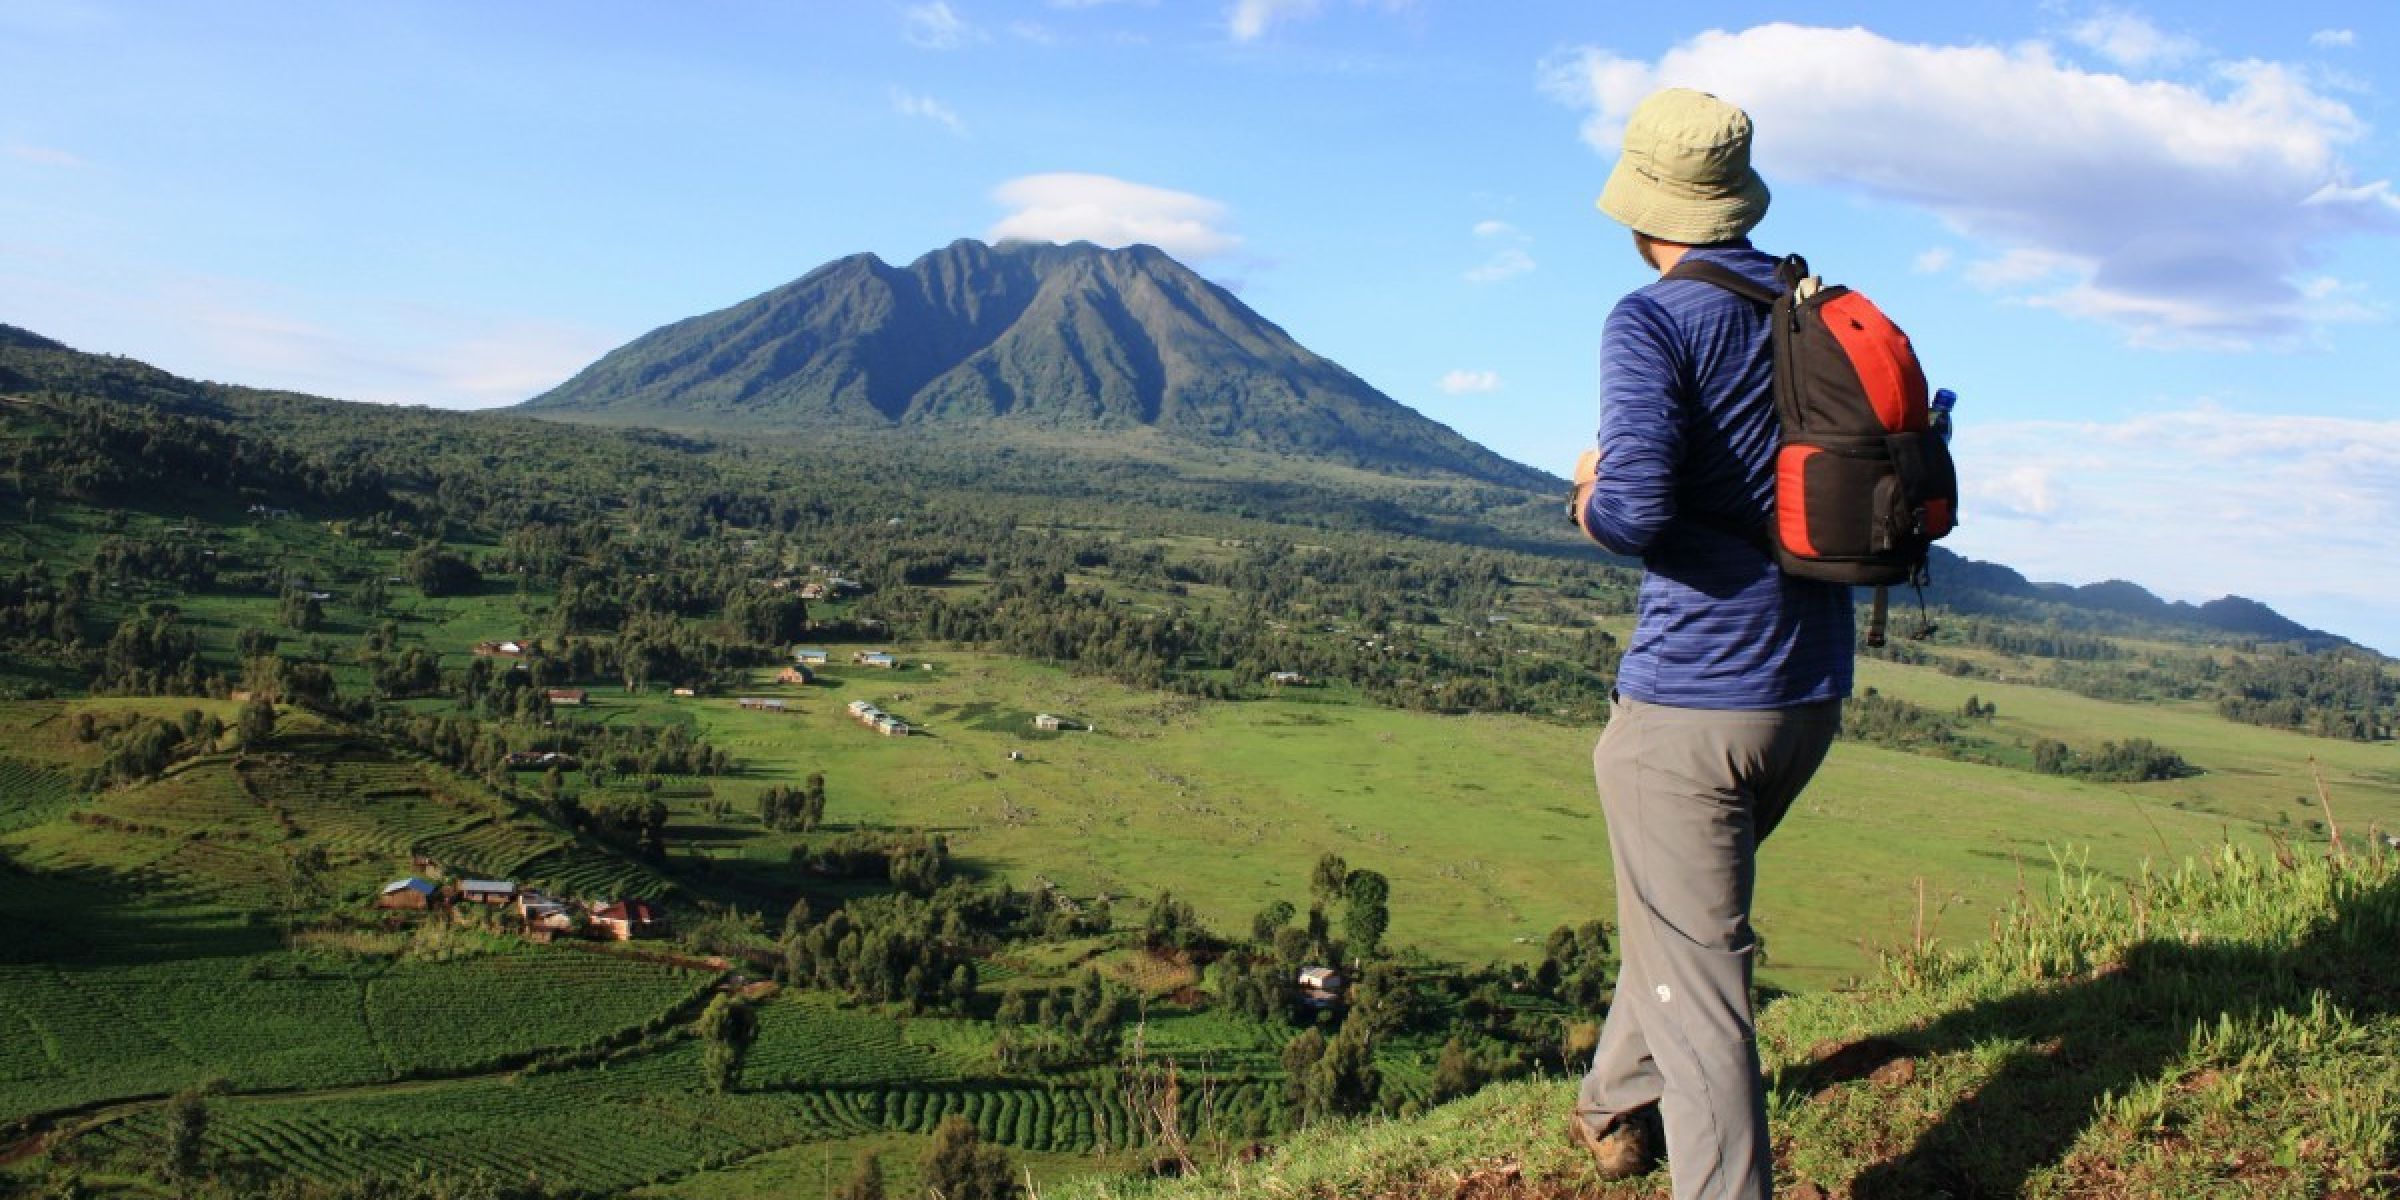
2,335,2394,1196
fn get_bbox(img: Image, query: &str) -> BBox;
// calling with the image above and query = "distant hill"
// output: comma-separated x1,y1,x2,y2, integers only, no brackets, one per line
521,239,1555,489
0,324,66,352
0,324,2360,655
1929,549,2342,648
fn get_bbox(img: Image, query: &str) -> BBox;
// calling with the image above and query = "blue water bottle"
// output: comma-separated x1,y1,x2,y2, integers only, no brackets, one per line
1930,387,1957,443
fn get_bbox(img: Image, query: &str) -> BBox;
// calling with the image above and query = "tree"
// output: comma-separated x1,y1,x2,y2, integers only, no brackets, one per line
834,1151,886,1200
1429,1036,1482,1104
237,694,277,749
697,993,757,1093
1280,1027,1327,1122
1309,852,1349,904
404,542,482,597
1251,899,1296,944
162,1085,209,1180
1308,1018,1382,1120
1341,869,1390,957
921,1114,1018,1200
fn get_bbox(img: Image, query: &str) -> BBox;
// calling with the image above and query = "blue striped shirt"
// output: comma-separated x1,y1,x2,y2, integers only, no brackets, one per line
1579,244,1854,709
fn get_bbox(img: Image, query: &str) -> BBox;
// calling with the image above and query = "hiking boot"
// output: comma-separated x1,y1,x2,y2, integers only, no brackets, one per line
1568,1105,1660,1181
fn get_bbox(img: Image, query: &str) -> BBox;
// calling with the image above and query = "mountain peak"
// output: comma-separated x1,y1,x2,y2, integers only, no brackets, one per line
522,242,1549,488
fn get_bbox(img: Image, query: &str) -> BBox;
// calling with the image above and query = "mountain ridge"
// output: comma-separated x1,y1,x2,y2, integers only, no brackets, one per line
521,238,1557,489
0,324,2362,655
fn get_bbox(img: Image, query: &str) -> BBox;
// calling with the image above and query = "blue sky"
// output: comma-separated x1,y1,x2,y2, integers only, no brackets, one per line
3,1,2396,651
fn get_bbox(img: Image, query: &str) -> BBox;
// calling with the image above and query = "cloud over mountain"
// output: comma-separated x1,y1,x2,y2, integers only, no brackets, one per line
988,174,1243,262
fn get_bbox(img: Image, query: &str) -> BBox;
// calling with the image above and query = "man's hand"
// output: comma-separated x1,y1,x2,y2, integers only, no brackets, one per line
1567,449,1603,538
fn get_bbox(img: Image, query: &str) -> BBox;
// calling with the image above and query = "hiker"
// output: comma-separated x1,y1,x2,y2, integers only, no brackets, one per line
1565,88,1853,1200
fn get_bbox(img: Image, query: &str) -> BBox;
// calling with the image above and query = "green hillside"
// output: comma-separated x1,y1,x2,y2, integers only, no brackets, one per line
2,328,2395,1197
1058,844,2400,1199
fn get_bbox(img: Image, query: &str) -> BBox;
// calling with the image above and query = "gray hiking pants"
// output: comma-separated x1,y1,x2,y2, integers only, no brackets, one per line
1576,694,1840,1200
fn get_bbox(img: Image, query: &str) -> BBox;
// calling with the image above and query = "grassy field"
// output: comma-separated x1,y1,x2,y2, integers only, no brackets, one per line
580,650,2331,991
1056,843,2400,1199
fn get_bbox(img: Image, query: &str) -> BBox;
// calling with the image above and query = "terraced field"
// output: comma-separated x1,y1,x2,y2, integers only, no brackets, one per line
366,948,712,1073
0,755,82,833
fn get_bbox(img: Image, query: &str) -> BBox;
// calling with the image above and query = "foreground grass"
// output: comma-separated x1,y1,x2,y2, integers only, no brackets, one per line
1058,842,2400,1199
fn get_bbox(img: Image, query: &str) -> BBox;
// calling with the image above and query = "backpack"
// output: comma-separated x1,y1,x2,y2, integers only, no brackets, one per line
1663,254,1958,646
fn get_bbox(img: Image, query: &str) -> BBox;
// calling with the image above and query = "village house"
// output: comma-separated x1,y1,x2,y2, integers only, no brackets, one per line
798,582,827,600
1033,713,1072,732
737,697,788,713
503,750,579,771
375,877,437,910
1297,966,1346,1007
1269,671,1310,686
473,640,527,658
515,891,579,934
670,686,697,698
591,899,667,941
873,715,911,737
776,665,813,685
792,647,830,665
458,879,517,906
545,689,588,707
854,651,898,669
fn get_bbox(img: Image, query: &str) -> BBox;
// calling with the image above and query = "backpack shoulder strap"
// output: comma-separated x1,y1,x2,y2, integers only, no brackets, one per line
1661,258,1779,306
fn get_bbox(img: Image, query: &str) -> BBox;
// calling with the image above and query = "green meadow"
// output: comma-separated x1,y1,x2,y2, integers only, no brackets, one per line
524,648,2354,992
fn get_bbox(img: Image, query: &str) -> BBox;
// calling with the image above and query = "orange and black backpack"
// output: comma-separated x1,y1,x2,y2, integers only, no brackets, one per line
1664,254,1958,646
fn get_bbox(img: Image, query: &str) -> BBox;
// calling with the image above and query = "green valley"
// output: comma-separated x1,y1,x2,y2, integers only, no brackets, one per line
2,324,2393,1199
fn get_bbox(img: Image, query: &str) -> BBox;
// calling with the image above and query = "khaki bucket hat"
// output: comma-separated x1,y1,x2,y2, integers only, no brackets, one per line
1597,87,1770,244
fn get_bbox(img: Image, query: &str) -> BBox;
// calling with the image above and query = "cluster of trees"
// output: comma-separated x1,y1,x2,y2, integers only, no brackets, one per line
992,966,1130,1068
72,707,223,786
757,774,828,832
2030,736,2198,783
1279,1020,1381,1126
1840,688,1968,755
796,832,951,894
91,608,218,696
2217,650,2394,741
1212,857,1395,1026
779,883,994,1012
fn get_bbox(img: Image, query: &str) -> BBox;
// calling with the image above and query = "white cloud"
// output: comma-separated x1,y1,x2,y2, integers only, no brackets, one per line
890,88,967,136
903,2,976,49
1953,407,2400,648
1464,248,1535,284
1464,218,1534,282
2310,28,2356,49
1542,24,2400,348
2068,8,2200,68
5,142,88,168
1230,0,1318,40
988,173,1243,261
1438,369,1501,394
1912,247,1954,274
1227,0,1413,41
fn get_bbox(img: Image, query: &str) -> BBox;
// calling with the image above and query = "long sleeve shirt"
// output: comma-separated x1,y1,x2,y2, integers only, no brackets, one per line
1578,243,1854,709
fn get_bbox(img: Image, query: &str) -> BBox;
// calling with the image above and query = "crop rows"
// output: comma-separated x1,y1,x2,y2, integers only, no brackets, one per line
519,843,672,901
366,949,708,1074
740,998,952,1087
412,816,566,878
0,964,205,1120
869,1082,1125,1153
0,755,81,833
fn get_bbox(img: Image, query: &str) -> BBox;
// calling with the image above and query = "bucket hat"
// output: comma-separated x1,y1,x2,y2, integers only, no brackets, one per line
1597,88,1770,244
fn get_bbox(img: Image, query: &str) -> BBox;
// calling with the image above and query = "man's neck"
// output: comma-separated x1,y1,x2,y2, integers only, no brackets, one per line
1648,241,1694,275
